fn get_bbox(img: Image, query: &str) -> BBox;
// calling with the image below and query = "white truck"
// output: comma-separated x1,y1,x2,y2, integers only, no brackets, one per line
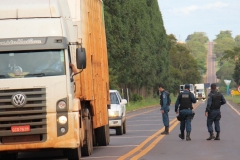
0,0,110,159
194,83,206,100
180,84,195,96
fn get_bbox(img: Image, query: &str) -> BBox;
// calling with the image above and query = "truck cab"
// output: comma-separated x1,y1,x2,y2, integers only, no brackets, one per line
194,83,206,100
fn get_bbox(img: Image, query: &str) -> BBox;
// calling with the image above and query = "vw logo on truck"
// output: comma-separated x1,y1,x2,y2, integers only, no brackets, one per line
11,93,27,107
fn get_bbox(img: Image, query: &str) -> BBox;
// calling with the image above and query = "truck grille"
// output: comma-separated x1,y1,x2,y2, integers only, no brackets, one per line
198,93,202,97
0,88,47,143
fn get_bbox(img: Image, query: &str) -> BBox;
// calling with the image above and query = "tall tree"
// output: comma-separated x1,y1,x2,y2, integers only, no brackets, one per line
104,0,170,97
168,34,202,95
185,32,209,77
213,30,235,58
221,47,240,85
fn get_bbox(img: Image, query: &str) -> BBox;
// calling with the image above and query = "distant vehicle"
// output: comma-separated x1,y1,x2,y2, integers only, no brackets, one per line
109,90,127,135
180,85,185,93
195,83,206,100
180,84,195,96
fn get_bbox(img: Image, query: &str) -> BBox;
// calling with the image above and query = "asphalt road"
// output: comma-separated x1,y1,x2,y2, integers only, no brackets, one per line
207,42,216,84
17,42,239,160
17,101,240,160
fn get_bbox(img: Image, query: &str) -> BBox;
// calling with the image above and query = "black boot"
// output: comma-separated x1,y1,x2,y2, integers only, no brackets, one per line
214,132,220,140
161,126,169,135
179,131,184,140
186,132,191,141
206,131,215,140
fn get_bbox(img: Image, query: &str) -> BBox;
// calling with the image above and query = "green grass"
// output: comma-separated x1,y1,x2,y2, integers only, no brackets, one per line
225,95,240,105
126,94,177,111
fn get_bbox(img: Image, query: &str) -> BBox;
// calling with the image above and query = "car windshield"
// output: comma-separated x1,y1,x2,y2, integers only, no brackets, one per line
0,50,65,79
110,93,119,104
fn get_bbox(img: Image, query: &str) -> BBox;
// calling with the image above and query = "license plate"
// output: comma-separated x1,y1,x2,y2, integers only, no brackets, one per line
11,125,30,133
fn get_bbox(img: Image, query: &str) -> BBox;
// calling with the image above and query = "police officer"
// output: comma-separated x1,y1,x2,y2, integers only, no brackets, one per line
205,83,226,140
158,84,171,135
175,84,196,141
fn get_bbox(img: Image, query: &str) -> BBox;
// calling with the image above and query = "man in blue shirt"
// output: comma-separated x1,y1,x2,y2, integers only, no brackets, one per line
158,84,171,135
175,84,196,141
205,83,226,140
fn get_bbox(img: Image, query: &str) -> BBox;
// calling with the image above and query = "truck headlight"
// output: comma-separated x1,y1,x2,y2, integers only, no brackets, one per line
58,101,66,110
109,111,119,117
58,116,68,124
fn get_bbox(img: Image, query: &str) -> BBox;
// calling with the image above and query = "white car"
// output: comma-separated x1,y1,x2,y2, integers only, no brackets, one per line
108,90,127,135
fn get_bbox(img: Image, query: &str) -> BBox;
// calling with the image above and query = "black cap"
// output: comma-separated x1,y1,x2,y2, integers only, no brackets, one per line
158,84,164,89
185,84,190,89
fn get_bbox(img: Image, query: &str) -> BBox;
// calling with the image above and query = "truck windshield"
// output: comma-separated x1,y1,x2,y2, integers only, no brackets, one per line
0,50,65,78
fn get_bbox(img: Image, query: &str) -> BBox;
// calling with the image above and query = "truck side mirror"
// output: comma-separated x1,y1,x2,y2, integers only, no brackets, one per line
76,48,86,69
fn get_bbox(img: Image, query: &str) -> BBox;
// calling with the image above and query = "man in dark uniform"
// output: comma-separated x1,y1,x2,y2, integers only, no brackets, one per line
158,84,171,135
205,83,226,140
175,84,196,141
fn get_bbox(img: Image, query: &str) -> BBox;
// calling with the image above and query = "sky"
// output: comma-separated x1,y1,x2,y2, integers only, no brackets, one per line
158,0,240,41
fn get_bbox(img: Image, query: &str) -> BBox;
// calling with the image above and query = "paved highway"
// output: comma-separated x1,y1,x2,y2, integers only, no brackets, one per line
207,42,216,84
17,102,240,160
17,42,240,160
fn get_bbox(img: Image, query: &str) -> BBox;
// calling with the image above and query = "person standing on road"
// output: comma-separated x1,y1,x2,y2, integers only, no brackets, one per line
175,84,196,141
205,83,226,140
158,84,171,135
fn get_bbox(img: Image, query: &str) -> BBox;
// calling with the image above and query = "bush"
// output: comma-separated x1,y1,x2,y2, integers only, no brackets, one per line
131,94,143,102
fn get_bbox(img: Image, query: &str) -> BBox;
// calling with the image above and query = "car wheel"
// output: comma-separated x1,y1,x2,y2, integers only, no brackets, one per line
123,120,126,134
116,124,123,135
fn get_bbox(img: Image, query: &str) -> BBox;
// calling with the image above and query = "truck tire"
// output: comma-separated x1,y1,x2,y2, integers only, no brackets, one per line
81,113,93,156
116,123,123,135
96,124,110,146
63,147,81,160
0,153,17,160
123,120,126,134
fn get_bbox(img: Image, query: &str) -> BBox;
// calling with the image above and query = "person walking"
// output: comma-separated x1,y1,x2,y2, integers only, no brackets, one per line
175,84,196,141
205,83,226,140
158,84,171,135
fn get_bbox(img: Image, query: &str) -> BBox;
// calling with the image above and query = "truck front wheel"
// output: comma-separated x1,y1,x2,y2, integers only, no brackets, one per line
81,113,93,156
0,153,17,160
63,147,81,160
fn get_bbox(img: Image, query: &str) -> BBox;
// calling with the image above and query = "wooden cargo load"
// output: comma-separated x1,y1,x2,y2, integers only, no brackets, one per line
68,0,110,129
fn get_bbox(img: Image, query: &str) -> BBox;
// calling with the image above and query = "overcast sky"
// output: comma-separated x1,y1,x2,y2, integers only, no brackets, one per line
158,0,240,41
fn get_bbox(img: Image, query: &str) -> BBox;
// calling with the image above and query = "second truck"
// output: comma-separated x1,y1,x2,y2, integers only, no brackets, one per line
0,0,110,159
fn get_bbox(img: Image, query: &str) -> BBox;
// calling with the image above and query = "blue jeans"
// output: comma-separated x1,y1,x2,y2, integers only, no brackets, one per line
161,107,170,127
207,109,221,132
179,109,193,132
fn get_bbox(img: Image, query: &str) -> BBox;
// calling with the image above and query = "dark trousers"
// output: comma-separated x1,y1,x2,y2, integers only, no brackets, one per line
179,109,192,132
207,109,221,132
161,107,170,127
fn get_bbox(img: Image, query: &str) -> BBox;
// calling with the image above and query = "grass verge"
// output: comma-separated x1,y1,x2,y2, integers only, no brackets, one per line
126,94,177,112
225,95,240,105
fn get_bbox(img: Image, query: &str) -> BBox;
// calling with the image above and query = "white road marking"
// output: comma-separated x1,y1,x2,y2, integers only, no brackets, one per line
127,130,159,131
127,120,161,122
94,145,138,148
80,156,120,159
111,136,150,138
127,124,161,126
227,101,240,116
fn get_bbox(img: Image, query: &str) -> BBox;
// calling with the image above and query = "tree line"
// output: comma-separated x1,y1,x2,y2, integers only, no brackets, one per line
104,0,205,99
214,31,240,92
